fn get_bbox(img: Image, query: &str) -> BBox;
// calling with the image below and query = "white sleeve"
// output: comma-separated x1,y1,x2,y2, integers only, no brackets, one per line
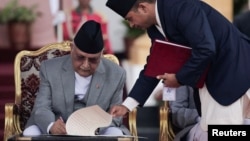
122,97,139,111
47,122,54,134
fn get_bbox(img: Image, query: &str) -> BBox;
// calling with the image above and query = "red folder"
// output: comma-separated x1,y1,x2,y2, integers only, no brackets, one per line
144,39,207,88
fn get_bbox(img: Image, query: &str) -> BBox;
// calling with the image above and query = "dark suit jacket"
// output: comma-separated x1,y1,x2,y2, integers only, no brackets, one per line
129,0,250,106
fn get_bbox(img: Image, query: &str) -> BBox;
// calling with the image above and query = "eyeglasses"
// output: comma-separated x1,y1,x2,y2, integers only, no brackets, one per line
74,54,101,65
71,43,102,65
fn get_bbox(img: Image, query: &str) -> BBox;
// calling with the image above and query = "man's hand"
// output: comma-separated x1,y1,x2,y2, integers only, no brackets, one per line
157,73,180,87
49,117,67,135
109,105,129,117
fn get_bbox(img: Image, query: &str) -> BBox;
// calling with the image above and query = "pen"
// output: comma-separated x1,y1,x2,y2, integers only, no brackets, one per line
59,116,64,122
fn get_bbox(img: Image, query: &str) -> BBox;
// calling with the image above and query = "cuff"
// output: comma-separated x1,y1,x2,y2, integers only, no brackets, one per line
122,97,139,112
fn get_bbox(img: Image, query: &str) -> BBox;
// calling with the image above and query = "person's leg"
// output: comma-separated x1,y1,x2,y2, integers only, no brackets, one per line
23,125,42,136
243,88,250,124
98,127,123,135
187,122,208,141
199,85,244,132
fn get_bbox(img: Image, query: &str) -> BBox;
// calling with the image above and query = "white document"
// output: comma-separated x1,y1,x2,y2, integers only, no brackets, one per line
162,87,176,101
66,105,112,136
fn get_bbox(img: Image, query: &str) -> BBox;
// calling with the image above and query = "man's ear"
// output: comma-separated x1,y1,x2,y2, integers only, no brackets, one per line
138,2,148,13
70,42,76,52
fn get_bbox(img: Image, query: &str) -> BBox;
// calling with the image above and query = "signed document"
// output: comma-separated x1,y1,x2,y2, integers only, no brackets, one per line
66,105,112,136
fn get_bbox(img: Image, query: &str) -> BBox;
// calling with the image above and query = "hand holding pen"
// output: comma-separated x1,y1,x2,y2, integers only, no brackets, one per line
49,116,67,135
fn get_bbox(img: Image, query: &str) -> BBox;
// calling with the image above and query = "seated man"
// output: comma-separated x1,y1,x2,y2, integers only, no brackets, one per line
169,86,200,141
23,20,130,136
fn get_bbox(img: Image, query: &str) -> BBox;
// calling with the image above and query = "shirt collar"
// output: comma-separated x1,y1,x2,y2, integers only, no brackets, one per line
155,0,162,28
155,0,166,38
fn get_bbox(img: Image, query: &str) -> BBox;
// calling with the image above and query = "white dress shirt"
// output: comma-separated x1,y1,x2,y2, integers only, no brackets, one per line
75,72,92,100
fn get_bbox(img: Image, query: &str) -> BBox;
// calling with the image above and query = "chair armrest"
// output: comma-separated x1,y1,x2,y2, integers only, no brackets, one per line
159,101,175,141
4,103,22,141
128,108,138,141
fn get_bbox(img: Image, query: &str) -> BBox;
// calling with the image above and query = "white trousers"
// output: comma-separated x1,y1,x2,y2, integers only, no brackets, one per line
23,125,123,136
187,85,250,141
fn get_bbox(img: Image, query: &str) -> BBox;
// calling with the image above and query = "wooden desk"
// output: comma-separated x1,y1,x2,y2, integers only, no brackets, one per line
8,134,136,141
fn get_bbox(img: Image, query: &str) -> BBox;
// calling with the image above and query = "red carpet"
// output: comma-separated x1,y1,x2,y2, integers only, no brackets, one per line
0,50,16,141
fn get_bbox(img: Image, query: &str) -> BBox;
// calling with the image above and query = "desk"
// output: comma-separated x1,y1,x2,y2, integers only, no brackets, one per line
8,134,135,141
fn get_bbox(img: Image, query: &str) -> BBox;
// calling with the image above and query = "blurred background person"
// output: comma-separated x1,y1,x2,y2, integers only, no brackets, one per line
169,86,200,141
154,86,200,141
62,0,113,54
233,0,250,38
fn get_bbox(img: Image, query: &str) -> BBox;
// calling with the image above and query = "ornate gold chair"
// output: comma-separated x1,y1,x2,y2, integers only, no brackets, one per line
159,101,175,141
4,41,71,141
4,41,138,141
130,103,175,141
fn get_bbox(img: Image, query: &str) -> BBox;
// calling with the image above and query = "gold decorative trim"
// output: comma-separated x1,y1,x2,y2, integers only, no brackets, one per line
14,41,71,105
16,136,32,140
4,103,14,141
103,54,120,65
118,138,133,141
129,108,138,141
159,101,175,141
